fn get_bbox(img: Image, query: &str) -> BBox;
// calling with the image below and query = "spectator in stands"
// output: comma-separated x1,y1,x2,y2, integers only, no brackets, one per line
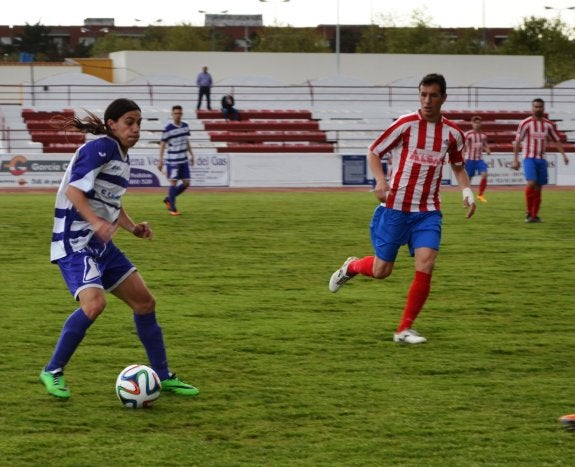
512,98,569,223
464,115,492,203
221,93,240,121
328,73,476,345
196,66,213,110
158,105,195,216
40,98,199,399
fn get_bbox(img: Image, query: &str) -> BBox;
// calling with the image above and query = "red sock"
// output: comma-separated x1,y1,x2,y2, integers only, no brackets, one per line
525,186,535,217
397,271,431,333
479,177,487,196
533,189,542,217
347,256,374,277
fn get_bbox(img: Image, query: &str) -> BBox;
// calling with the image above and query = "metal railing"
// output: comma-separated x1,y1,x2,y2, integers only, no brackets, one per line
3,82,575,155
2,83,575,109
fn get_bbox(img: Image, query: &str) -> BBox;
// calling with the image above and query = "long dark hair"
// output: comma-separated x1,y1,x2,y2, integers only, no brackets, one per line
63,98,141,135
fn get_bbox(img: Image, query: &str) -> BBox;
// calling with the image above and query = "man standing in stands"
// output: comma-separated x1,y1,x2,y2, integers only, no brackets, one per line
196,66,213,110
464,115,491,202
512,98,569,223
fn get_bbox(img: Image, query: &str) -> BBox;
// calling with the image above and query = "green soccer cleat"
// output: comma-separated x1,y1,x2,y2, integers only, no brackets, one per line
161,374,199,396
39,369,71,399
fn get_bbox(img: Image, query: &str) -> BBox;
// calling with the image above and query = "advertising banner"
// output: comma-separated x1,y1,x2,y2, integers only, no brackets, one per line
451,153,557,186
341,153,559,187
0,153,230,189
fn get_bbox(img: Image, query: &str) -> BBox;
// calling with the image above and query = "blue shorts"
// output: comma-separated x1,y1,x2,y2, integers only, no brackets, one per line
166,161,190,181
370,206,442,262
523,158,548,185
465,160,488,178
57,241,136,300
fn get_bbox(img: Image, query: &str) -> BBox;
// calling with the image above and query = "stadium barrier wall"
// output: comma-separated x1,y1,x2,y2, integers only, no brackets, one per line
3,152,574,189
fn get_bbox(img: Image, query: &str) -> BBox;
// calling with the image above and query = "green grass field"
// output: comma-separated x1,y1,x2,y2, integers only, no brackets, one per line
2,188,575,466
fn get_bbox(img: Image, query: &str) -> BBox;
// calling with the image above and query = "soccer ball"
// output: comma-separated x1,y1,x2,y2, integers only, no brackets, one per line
115,364,161,408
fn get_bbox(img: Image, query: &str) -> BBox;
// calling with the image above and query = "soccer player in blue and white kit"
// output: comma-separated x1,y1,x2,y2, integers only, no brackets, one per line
158,105,195,216
40,98,199,399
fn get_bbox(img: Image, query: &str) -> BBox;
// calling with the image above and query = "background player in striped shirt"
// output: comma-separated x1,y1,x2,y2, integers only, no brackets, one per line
512,98,569,223
329,73,476,345
40,98,199,399
158,105,195,216
464,115,491,203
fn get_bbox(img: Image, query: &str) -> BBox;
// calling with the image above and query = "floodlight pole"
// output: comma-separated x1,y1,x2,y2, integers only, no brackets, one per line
199,10,229,51
336,0,340,74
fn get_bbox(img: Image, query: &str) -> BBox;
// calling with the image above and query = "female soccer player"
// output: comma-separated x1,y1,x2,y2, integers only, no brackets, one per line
40,98,199,399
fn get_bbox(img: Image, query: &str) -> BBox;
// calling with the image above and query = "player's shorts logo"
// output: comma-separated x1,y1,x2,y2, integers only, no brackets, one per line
83,257,101,282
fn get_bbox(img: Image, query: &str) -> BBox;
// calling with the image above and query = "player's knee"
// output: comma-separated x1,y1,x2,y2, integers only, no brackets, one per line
134,294,156,313
372,264,393,279
374,269,392,279
82,296,107,320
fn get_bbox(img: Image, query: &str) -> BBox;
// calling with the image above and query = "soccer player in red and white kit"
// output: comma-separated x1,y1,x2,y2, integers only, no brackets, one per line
512,98,569,223
464,116,491,202
329,73,476,345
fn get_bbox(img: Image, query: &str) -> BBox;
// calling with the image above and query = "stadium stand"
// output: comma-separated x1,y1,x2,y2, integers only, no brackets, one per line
4,103,575,156
197,108,335,153
442,110,575,153
21,108,84,153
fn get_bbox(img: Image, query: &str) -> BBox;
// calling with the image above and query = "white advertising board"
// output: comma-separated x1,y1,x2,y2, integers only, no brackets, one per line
0,153,230,188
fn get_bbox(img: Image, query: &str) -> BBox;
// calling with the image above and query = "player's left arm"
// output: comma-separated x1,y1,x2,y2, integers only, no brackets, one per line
117,207,153,239
483,133,491,155
553,139,569,165
549,124,569,165
452,163,476,219
450,135,476,219
188,139,195,166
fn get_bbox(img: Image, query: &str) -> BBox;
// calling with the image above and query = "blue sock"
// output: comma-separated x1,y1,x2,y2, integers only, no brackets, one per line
134,312,169,380
175,184,187,196
45,308,93,372
169,186,177,209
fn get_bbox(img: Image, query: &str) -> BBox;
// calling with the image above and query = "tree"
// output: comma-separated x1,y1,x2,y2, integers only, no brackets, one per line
251,27,330,53
356,25,388,53
499,16,575,85
17,22,60,61
91,33,144,57
384,11,448,54
147,25,212,51
91,25,225,54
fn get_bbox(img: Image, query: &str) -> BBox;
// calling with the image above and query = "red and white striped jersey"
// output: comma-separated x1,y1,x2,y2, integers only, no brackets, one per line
515,116,561,159
369,111,465,213
464,130,488,161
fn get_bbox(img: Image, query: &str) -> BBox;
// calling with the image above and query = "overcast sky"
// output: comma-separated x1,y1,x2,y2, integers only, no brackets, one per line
1,0,570,29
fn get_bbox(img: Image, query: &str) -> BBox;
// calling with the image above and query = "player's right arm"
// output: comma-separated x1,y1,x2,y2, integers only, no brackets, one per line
158,141,166,170
512,123,525,170
368,149,389,203
65,185,116,242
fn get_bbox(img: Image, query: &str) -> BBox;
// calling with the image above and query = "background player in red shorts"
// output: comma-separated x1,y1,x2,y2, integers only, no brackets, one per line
464,115,491,202
512,98,569,223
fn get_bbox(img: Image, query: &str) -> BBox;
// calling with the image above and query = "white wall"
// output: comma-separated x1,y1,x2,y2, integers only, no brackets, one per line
0,64,82,105
228,152,342,187
109,51,544,87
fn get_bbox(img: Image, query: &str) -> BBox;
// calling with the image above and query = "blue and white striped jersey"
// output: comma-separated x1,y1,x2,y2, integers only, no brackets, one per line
50,136,130,262
161,121,190,164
